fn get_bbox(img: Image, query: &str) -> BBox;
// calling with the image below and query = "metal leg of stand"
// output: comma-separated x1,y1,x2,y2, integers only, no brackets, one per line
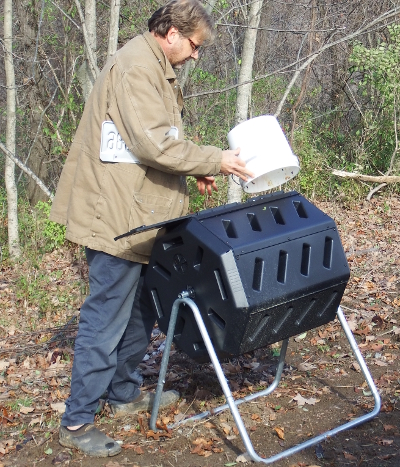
171,337,288,428
149,297,181,431
156,300,381,464
150,296,288,431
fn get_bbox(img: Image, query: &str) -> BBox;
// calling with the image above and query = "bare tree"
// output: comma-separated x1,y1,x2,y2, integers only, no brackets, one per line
227,0,263,203
75,0,99,102
2,0,400,220
108,0,121,58
4,0,21,258
289,0,316,146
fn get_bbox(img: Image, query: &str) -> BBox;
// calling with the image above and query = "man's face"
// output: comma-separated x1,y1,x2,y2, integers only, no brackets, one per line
167,30,203,68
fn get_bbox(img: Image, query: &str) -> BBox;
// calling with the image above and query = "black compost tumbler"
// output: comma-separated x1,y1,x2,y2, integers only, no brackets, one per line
144,191,350,362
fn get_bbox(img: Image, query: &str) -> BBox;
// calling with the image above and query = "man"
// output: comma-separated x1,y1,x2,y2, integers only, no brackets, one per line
50,0,253,457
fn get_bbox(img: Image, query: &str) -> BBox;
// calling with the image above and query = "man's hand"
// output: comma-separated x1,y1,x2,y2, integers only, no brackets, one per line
220,148,255,181
196,176,218,196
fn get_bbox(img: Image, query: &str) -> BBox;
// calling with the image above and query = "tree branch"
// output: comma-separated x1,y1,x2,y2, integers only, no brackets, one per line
217,23,345,33
0,142,54,201
274,54,317,117
50,1,82,30
332,170,400,184
366,183,387,201
184,6,400,100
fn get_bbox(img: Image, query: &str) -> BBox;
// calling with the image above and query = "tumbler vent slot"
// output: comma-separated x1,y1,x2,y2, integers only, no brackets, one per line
277,251,288,284
193,341,206,351
323,237,333,269
252,257,264,291
163,236,183,251
174,315,186,340
317,291,338,318
193,246,203,271
208,308,226,330
151,289,164,319
247,213,262,232
214,269,228,300
270,207,285,225
153,262,171,280
222,219,237,238
273,306,293,334
295,298,316,326
301,243,311,276
293,200,308,218
249,314,270,343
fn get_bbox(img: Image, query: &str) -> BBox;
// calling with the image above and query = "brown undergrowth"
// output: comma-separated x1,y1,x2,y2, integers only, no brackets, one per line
0,195,399,467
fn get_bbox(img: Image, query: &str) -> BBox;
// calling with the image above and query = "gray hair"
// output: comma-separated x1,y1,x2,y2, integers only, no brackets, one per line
148,0,215,45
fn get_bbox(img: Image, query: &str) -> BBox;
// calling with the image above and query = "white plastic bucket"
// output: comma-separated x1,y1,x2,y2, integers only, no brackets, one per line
227,115,300,193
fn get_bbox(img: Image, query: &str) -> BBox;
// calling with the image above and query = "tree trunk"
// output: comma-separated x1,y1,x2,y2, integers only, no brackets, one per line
108,0,121,58
227,0,263,203
14,0,52,207
76,0,98,102
4,0,21,258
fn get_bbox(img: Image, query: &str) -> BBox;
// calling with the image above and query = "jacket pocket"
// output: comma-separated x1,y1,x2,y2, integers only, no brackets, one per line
126,192,172,257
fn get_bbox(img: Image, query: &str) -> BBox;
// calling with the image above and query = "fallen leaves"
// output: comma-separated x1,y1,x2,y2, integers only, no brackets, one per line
50,402,65,414
0,361,10,371
51,450,71,464
191,437,223,457
274,426,285,440
0,406,13,425
222,362,242,374
220,422,232,435
292,393,320,407
378,438,394,446
121,443,144,454
105,461,140,467
0,438,15,455
383,424,397,432
137,414,146,434
146,430,172,440
298,362,317,371
236,452,252,463
29,417,43,426
19,406,34,415
343,451,357,460
0,199,399,467
294,332,307,342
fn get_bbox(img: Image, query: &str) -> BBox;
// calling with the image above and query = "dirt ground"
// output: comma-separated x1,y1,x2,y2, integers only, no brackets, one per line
1,194,400,467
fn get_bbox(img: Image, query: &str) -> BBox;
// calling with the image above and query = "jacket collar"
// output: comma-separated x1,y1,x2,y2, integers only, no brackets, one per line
143,31,177,80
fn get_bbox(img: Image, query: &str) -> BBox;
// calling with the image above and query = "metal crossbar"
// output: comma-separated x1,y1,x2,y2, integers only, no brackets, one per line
150,299,381,464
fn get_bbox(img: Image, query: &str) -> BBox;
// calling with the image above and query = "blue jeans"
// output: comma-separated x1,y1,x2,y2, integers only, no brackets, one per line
61,248,156,426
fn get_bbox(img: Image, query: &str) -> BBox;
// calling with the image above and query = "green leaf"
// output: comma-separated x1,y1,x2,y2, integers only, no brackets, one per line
44,448,53,455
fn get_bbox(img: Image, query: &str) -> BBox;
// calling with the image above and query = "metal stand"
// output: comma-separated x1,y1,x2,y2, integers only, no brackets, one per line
150,298,381,464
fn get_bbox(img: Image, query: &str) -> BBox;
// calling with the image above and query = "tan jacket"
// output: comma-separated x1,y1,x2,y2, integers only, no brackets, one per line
50,32,222,263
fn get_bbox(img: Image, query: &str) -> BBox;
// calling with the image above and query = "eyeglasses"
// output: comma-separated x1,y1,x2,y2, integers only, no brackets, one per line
188,37,201,53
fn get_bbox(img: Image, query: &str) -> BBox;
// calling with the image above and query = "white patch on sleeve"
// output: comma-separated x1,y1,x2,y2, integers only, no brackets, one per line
165,126,179,139
100,121,141,163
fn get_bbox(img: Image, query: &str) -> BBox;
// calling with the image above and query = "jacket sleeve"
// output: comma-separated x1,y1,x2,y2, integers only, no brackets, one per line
108,63,222,177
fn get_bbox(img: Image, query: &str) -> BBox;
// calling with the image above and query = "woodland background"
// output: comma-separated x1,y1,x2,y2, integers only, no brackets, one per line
1,0,400,259
1,3,400,465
